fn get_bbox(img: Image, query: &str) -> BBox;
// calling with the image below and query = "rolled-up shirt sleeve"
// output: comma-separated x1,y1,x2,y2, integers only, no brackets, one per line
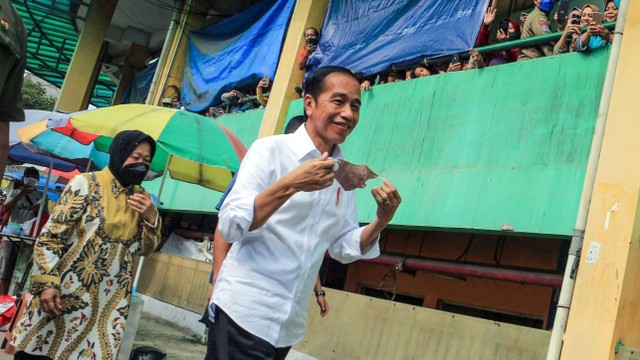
218,139,274,243
328,190,380,263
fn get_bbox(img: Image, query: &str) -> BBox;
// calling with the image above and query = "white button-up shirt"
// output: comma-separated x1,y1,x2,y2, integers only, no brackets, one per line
212,125,380,347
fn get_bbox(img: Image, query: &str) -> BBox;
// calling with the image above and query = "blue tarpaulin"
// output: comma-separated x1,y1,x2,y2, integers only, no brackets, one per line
182,0,295,112
308,0,490,76
123,60,158,104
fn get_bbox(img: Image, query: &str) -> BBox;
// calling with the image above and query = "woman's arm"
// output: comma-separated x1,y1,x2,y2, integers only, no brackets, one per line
33,175,90,315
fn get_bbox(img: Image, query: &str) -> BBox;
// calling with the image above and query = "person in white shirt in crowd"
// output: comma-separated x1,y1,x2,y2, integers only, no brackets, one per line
0,166,42,294
209,66,401,360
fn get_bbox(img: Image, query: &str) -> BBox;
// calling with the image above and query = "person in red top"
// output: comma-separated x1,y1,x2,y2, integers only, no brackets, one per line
476,6,522,66
298,27,319,71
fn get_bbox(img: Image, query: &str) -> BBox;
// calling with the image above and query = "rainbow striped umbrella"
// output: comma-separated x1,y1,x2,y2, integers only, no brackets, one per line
16,119,109,169
69,104,246,192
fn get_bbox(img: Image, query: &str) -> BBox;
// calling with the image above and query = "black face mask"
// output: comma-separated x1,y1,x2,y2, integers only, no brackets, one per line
120,162,149,187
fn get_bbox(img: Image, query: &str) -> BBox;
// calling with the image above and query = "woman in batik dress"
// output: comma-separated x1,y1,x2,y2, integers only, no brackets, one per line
10,130,162,360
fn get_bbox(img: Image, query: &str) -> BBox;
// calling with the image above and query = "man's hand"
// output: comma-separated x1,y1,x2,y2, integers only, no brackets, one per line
360,80,371,91
469,49,481,63
372,179,401,224
496,29,509,42
520,13,528,24
207,283,214,303
484,7,496,26
554,12,567,31
40,287,62,316
595,25,611,39
284,152,335,192
128,192,157,224
316,294,329,317
305,44,317,55
447,62,462,72
564,23,581,37
587,22,600,35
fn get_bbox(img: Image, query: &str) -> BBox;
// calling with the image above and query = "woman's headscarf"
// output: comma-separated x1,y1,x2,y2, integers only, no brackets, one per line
108,130,156,187
581,4,601,15
506,19,521,37
606,0,620,8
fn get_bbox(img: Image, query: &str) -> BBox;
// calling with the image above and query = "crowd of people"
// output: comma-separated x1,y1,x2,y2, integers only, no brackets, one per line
353,0,619,91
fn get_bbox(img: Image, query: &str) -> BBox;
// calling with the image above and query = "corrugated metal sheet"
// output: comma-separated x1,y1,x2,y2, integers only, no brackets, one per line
289,49,609,236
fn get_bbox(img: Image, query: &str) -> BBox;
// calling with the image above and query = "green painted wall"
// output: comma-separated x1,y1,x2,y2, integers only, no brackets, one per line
213,108,265,148
289,48,609,236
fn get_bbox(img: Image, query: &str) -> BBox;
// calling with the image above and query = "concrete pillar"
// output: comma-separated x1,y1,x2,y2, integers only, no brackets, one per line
113,43,150,105
55,0,118,112
147,0,209,106
560,1,640,358
257,0,329,138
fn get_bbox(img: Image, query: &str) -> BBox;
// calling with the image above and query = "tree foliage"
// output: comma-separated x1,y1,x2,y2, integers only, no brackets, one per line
22,77,56,111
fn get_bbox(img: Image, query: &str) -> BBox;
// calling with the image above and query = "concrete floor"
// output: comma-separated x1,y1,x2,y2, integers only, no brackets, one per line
0,314,207,360
0,314,314,359
130,314,208,359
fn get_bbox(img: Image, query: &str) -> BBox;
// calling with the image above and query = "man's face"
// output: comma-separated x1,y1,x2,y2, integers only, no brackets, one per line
304,73,361,151
304,29,318,41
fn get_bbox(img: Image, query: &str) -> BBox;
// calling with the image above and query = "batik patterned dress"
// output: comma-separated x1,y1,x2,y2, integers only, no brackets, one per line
10,168,160,359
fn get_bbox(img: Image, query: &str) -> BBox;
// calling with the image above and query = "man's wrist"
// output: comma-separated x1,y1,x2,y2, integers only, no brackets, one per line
315,289,326,297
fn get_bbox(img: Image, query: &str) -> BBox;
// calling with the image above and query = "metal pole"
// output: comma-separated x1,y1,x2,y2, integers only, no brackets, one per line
145,2,181,106
33,159,54,237
546,1,629,358
131,154,172,295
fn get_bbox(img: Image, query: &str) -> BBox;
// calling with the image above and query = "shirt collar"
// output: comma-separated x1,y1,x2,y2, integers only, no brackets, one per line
288,123,344,161
103,168,137,197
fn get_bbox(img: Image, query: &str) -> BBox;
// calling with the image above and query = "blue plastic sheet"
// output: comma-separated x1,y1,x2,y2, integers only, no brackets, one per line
308,0,490,76
182,0,295,112
123,60,158,104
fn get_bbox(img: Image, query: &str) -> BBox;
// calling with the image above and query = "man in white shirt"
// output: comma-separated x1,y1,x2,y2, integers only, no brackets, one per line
209,66,401,359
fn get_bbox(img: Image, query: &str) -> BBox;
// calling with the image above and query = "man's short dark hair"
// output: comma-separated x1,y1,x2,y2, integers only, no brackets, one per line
303,66,358,100
23,166,39,179
305,27,319,36
284,115,305,134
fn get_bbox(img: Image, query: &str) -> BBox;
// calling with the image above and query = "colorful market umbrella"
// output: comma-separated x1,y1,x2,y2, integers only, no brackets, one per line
8,142,97,173
69,104,246,192
16,120,109,169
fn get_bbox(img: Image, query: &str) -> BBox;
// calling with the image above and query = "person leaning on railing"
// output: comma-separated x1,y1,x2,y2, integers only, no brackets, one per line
256,77,270,106
359,69,404,91
576,0,618,52
476,6,522,66
554,8,582,55
518,0,556,61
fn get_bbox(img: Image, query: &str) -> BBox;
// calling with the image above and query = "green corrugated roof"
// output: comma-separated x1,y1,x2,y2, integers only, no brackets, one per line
11,0,116,107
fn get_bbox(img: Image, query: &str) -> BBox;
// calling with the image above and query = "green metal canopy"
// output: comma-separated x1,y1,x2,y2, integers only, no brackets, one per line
11,0,116,107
